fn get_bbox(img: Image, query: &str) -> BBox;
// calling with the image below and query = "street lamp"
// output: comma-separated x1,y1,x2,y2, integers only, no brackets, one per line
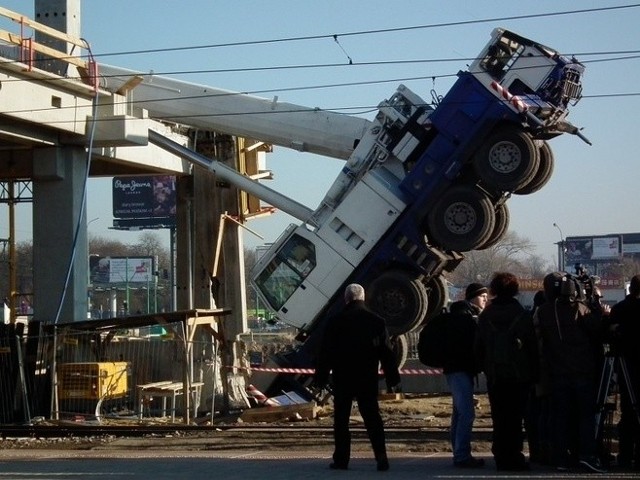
553,223,565,271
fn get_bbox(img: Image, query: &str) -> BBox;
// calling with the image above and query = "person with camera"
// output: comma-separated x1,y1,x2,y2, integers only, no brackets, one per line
535,272,607,473
608,274,640,470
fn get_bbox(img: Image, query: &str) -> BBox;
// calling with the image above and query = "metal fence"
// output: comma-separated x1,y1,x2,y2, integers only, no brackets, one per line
0,311,229,426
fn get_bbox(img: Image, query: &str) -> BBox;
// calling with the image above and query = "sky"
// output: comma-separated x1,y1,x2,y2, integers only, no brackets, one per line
1,1,640,267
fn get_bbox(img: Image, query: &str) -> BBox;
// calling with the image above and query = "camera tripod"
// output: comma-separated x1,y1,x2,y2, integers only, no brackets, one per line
594,351,640,443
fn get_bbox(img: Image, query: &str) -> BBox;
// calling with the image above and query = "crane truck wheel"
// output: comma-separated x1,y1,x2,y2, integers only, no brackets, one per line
391,334,409,369
426,185,496,252
367,270,428,336
514,141,555,195
472,126,540,192
476,203,510,250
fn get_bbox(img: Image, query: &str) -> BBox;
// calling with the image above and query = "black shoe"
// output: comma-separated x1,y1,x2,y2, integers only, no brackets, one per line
579,457,607,473
377,458,390,471
454,457,485,468
329,462,348,470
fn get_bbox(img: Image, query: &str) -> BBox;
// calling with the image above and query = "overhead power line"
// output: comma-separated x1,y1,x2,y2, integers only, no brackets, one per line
1,40,640,121
2,50,640,121
0,4,638,91
89,4,640,60
1,48,639,88
0,4,638,121
13,91,640,130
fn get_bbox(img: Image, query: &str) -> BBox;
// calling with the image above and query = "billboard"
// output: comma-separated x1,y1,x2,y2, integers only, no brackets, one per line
90,256,155,284
112,175,176,219
565,235,621,264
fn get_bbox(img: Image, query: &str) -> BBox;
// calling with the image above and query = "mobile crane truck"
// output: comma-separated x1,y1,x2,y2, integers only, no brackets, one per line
101,28,588,396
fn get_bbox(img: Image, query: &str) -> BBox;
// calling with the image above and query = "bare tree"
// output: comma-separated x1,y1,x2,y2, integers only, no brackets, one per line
447,231,553,286
135,232,163,256
620,257,640,281
89,235,131,257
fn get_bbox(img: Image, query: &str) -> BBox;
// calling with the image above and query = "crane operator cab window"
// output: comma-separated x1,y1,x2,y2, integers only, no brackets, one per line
481,33,523,79
254,234,317,311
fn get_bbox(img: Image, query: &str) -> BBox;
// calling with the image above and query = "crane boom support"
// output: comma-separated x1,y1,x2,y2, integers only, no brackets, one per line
147,129,315,223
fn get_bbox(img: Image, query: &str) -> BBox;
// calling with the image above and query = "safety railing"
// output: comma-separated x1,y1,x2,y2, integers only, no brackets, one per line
0,6,97,89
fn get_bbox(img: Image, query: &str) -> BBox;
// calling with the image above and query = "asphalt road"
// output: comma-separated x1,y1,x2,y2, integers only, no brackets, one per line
0,449,638,480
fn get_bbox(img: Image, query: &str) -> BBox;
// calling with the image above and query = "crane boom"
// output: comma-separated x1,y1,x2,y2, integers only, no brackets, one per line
99,64,371,160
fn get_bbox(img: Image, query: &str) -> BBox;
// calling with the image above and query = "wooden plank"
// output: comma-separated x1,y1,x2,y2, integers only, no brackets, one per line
136,380,173,390
116,75,144,95
239,401,318,423
379,393,405,401
138,381,204,394
0,6,88,47
0,30,87,70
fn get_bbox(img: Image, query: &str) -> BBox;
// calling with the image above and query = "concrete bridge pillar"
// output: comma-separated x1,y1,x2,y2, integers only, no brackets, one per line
32,147,89,324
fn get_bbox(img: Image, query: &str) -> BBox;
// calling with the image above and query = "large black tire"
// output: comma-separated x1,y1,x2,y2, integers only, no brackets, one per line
473,125,540,192
426,185,496,252
367,270,428,336
515,141,555,195
391,334,409,370
477,203,510,250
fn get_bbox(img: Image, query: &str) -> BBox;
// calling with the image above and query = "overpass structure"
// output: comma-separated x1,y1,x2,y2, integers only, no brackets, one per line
0,1,370,329
0,1,189,325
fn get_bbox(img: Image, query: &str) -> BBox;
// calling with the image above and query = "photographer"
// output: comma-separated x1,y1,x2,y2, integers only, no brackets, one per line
608,274,640,470
535,272,607,473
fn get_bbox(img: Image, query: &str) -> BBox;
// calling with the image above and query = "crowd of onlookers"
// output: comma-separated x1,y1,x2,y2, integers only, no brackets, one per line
439,272,640,473
248,274,640,474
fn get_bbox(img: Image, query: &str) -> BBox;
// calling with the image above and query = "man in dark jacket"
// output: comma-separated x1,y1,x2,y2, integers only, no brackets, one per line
536,272,606,473
609,274,640,470
443,282,487,468
314,283,401,472
475,272,539,472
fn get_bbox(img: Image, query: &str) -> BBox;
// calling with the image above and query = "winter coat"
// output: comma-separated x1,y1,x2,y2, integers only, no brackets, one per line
475,296,539,385
536,299,604,383
609,295,640,377
441,300,482,375
314,300,400,395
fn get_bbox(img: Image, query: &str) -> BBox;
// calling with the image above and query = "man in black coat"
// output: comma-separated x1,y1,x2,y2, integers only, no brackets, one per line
314,283,401,472
475,272,539,472
609,274,640,470
536,272,606,473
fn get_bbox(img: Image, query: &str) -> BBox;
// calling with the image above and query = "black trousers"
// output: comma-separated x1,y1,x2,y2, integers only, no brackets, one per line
487,380,529,469
332,388,387,466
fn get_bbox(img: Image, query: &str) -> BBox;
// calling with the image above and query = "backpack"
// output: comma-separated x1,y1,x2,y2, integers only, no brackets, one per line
417,311,451,368
486,314,529,382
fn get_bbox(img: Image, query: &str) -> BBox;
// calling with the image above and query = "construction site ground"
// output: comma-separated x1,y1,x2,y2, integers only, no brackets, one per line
0,393,493,454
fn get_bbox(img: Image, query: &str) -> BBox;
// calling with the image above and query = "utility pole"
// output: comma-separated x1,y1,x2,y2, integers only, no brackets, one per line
553,223,565,272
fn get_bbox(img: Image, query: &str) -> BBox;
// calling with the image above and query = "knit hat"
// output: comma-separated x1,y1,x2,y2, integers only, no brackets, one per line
465,282,488,300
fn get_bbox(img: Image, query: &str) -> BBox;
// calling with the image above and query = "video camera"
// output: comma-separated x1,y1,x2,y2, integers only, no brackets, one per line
551,264,603,311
